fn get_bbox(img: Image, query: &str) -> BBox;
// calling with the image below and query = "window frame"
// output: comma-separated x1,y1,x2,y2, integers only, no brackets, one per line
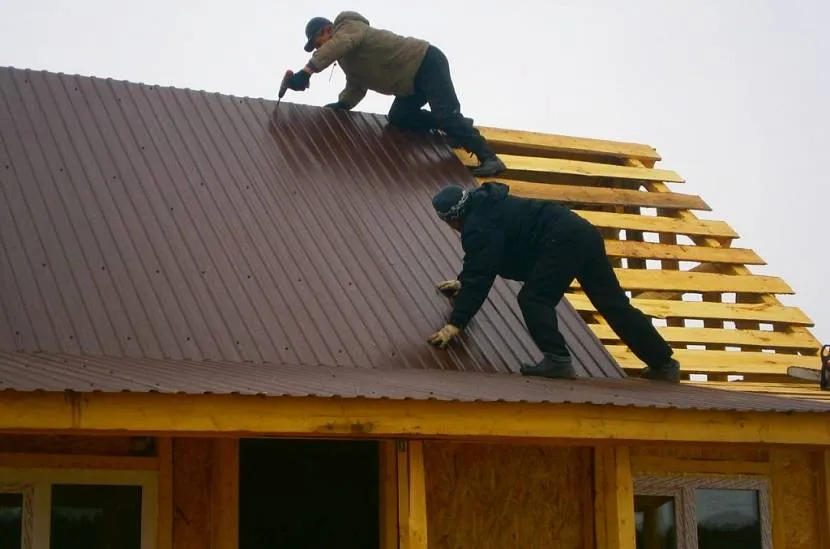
634,474,773,549
0,467,157,549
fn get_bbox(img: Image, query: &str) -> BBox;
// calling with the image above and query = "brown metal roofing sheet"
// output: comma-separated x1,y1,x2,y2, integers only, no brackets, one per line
1,351,828,413
0,66,624,382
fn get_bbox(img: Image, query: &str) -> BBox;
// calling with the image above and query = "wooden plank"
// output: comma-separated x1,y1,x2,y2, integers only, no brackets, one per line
769,451,789,549
378,441,398,549
211,438,238,549
631,456,771,476
604,240,764,265
818,450,830,549
3,391,830,445
456,150,683,182
590,323,820,350
476,126,662,162
496,178,709,210
687,381,830,400
0,452,158,470
571,269,793,294
398,440,428,549
574,210,739,239
607,346,817,375
594,446,636,549
565,293,814,326
157,437,173,549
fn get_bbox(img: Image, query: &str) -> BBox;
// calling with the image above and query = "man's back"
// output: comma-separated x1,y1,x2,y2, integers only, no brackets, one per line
314,11,430,97
461,182,577,281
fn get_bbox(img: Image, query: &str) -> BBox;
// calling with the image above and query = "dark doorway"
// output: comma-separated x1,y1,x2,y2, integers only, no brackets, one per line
239,438,380,549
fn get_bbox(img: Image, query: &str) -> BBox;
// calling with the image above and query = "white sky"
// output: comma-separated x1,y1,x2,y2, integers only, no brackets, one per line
2,0,828,346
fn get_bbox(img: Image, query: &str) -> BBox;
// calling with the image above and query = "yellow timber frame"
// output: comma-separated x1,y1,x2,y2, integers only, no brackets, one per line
453,126,823,388
3,391,830,548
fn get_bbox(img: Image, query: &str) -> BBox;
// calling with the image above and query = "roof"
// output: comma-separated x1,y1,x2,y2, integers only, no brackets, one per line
459,125,824,383
3,351,830,413
0,65,623,381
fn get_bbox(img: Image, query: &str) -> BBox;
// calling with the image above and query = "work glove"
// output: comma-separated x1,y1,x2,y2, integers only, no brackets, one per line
435,279,461,298
287,70,310,91
427,324,460,349
324,100,349,110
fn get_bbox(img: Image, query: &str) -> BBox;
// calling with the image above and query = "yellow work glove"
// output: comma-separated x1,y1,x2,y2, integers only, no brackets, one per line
436,279,461,297
427,324,461,348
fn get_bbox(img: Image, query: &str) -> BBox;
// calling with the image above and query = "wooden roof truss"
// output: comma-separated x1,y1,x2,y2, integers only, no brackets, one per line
455,127,823,387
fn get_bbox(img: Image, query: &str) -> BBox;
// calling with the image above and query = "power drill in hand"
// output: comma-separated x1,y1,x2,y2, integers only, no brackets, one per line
274,69,294,120
278,69,293,100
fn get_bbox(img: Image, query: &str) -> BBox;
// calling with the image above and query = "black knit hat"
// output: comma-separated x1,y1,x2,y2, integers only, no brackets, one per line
432,185,470,221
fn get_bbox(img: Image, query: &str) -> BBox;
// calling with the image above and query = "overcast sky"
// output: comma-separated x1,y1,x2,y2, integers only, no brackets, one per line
1,0,828,346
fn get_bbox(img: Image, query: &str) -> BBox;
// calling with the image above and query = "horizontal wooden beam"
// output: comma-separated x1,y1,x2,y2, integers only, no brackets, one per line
1,391,829,446
0,452,158,470
475,126,662,162
457,151,683,182
565,293,814,326
497,179,709,210
590,324,820,351
572,269,793,294
686,381,830,400
631,456,772,476
574,210,739,240
604,240,764,265
607,346,818,375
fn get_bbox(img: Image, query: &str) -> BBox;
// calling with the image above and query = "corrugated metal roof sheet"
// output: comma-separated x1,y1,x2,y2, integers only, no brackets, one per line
1,351,828,413
0,66,623,383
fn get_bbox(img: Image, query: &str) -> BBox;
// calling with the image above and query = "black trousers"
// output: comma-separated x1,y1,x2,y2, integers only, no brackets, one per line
388,45,495,160
517,216,674,368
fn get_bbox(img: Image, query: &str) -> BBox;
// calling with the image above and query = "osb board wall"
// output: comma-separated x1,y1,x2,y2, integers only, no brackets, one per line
630,443,769,462
424,441,591,549
773,449,821,549
0,433,146,455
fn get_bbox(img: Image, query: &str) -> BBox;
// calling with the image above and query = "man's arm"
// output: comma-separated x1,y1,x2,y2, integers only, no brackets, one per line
306,20,367,73
336,76,367,109
448,227,504,329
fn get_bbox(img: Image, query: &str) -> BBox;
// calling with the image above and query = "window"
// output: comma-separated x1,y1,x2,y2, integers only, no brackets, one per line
635,475,771,549
0,468,156,549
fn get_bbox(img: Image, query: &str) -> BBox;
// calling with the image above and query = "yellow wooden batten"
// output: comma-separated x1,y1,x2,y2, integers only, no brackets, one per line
455,150,683,182
1,391,830,446
457,124,823,384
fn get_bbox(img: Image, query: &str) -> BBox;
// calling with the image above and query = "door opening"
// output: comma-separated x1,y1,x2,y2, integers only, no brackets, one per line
239,437,380,549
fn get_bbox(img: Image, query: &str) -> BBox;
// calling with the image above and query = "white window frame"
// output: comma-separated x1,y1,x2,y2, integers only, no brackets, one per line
635,474,772,549
0,467,157,549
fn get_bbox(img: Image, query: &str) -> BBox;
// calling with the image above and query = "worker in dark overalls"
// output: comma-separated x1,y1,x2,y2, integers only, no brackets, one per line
427,181,681,382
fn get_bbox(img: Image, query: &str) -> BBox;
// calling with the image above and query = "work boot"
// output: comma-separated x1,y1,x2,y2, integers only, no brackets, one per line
471,155,506,177
520,353,577,380
640,358,681,383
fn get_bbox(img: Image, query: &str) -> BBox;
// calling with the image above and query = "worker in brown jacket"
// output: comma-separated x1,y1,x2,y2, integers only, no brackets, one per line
283,11,507,178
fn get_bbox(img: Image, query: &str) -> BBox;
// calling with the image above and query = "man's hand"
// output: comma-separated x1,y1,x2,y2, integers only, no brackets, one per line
324,101,349,110
427,324,460,349
436,279,461,298
286,70,311,91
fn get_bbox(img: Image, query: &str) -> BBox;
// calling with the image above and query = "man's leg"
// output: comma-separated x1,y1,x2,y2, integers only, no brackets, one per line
413,46,505,177
517,231,586,379
387,92,432,132
576,226,680,382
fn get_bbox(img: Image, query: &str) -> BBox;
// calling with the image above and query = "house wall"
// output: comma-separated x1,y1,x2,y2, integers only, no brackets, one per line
423,441,592,549
631,443,825,549
0,432,826,549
